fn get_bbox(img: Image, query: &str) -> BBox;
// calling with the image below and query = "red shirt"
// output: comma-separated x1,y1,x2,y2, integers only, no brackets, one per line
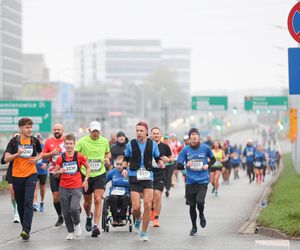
56,152,87,189
43,137,65,173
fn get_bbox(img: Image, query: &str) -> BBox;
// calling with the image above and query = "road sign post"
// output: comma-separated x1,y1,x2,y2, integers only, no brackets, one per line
191,96,228,111
0,100,52,132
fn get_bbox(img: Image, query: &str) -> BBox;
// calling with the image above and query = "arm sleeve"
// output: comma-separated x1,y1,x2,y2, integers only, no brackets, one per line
124,142,131,160
106,169,114,183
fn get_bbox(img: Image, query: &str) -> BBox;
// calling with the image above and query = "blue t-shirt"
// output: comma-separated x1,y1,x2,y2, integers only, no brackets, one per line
106,168,130,195
124,139,160,180
177,143,214,185
230,148,241,165
36,144,48,175
243,146,256,163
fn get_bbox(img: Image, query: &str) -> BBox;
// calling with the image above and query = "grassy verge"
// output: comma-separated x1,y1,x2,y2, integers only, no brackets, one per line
257,153,300,236
0,180,9,191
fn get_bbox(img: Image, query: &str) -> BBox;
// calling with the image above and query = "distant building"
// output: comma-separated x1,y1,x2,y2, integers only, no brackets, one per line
0,0,22,98
23,54,49,82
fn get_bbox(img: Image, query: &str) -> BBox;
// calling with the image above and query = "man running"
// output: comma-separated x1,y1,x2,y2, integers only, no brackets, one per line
150,127,173,227
243,139,256,184
121,122,165,241
5,118,42,240
177,128,216,236
42,123,65,227
75,121,111,237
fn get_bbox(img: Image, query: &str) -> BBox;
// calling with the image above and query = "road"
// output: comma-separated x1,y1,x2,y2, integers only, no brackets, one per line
0,129,298,250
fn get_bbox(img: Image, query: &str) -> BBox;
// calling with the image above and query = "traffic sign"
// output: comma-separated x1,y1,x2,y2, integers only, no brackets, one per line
0,100,51,132
191,96,228,111
288,48,300,94
288,2,300,43
244,96,288,111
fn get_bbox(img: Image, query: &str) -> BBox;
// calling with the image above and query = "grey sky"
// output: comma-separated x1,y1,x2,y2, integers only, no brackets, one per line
23,0,296,91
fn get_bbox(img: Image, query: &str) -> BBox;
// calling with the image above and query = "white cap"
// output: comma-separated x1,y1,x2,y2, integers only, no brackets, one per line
89,121,101,132
247,138,253,144
183,135,189,140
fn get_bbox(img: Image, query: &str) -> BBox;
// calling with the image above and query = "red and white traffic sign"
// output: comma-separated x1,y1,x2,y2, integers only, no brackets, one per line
288,2,300,43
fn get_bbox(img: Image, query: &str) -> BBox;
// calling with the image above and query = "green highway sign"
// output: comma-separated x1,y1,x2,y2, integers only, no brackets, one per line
244,96,288,111
0,100,51,132
191,96,228,111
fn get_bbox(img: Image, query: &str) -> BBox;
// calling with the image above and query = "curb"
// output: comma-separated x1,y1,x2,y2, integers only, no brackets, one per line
256,226,300,241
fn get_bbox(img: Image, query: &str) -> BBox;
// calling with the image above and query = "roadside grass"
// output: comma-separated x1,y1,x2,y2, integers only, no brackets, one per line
257,153,300,236
0,180,8,191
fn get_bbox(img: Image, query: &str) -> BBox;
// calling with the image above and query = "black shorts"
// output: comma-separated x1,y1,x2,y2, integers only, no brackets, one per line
232,164,240,169
223,163,232,170
153,179,165,192
129,176,153,193
37,174,47,185
49,173,60,193
83,173,106,195
5,165,13,184
185,183,208,206
209,167,222,173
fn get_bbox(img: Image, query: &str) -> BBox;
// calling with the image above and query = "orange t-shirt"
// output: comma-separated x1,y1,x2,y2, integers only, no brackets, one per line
13,137,39,177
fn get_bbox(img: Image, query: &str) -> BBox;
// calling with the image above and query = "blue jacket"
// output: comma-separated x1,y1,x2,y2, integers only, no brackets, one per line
106,168,130,195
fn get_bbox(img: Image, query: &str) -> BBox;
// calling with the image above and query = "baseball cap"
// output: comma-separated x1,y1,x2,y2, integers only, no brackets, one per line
183,135,189,140
89,121,101,132
136,121,148,131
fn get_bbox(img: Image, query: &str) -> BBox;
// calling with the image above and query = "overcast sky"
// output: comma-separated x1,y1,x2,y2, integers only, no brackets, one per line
23,0,297,92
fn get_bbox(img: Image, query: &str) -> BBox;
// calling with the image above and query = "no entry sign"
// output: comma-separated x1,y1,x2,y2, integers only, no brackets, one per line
288,2,300,43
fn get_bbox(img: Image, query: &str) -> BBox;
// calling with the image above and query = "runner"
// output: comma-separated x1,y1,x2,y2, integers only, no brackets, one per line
222,140,234,184
54,133,90,240
210,140,225,196
1,132,20,223
33,133,48,212
177,128,215,236
75,120,111,237
243,139,256,184
121,122,165,241
231,144,241,180
253,145,266,184
150,127,173,227
4,118,42,240
42,123,65,227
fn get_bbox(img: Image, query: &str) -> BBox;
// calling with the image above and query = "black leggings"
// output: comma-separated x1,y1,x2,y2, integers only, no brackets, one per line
108,195,131,221
189,203,204,228
246,162,255,181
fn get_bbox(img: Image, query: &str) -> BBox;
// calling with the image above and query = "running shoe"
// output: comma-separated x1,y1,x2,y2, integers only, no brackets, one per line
139,232,149,241
190,227,197,236
165,190,169,197
153,218,160,227
134,219,141,233
39,202,45,212
55,216,64,227
20,231,30,241
66,232,74,240
211,187,215,194
33,203,39,212
13,214,20,223
85,212,93,232
214,191,218,197
91,225,100,237
200,215,206,228
74,223,82,237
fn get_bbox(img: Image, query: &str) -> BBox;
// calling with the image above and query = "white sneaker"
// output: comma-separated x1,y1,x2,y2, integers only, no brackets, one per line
66,232,74,240
13,214,20,223
74,223,82,237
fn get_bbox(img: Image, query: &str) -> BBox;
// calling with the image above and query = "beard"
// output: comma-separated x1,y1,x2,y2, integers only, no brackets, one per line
54,132,62,139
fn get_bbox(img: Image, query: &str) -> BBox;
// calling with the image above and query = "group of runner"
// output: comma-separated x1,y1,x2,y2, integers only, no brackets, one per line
2,117,281,242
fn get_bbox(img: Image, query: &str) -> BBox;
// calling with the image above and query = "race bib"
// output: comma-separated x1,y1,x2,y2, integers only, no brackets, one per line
88,159,102,172
137,169,151,180
190,159,204,171
111,187,126,196
247,151,253,156
19,145,33,158
152,159,159,169
62,161,78,174
254,161,262,167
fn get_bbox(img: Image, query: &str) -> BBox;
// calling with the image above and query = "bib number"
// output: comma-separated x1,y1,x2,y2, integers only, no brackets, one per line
190,159,204,171
137,169,151,180
62,161,78,174
247,151,253,156
19,145,33,158
254,161,262,167
88,159,102,172
111,187,126,196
